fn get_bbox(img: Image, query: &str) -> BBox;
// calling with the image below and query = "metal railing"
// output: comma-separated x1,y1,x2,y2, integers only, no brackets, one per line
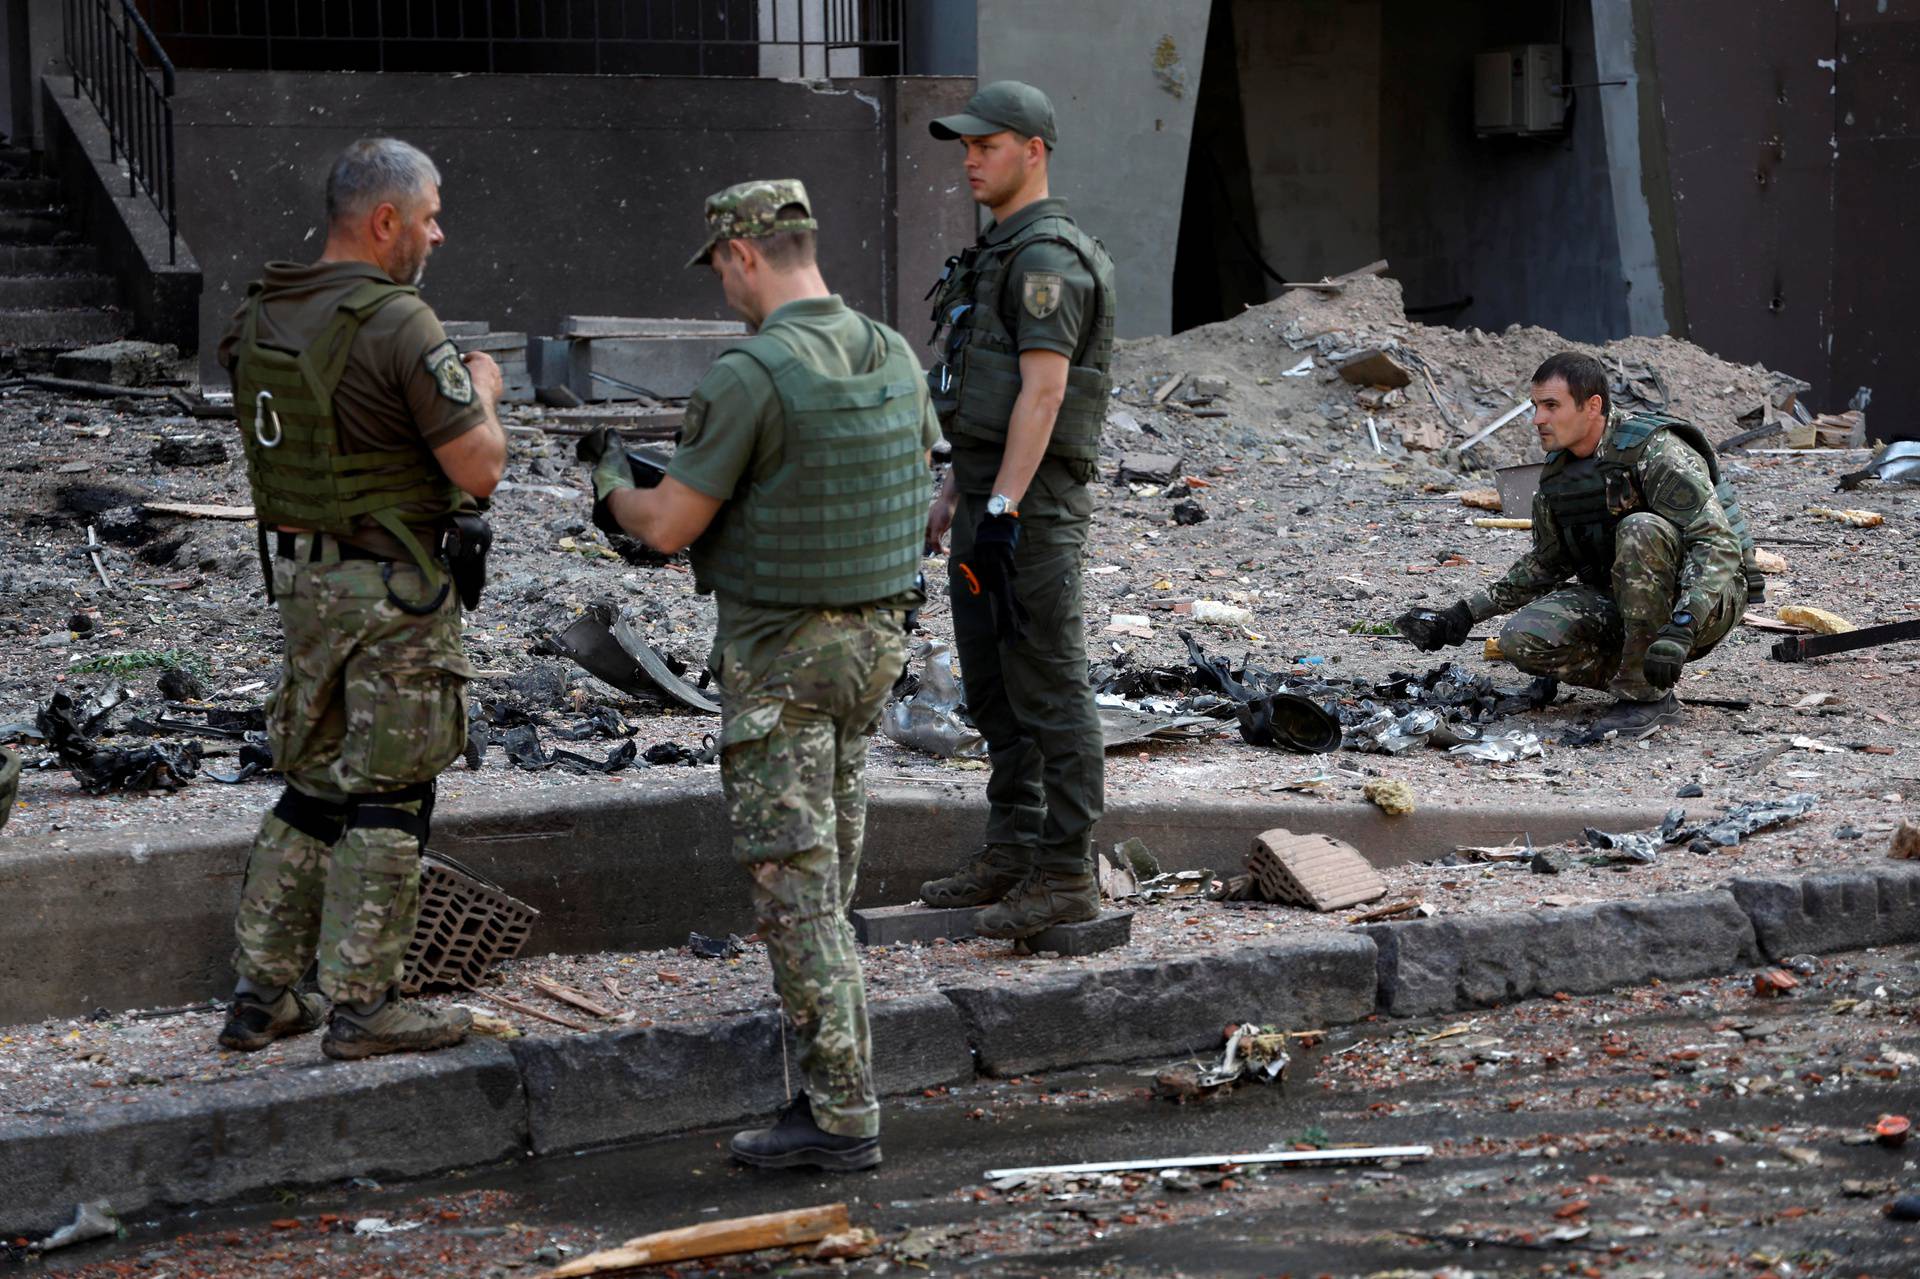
65,0,178,262
133,0,905,77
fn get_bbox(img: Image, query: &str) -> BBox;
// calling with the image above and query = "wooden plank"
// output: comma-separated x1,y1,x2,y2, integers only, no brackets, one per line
143,501,255,520
531,976,620,1020
475,987,598,1033
544,1204,850,1277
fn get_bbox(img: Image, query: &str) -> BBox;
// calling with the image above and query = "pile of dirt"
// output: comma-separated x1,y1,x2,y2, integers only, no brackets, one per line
1113,275,1811,471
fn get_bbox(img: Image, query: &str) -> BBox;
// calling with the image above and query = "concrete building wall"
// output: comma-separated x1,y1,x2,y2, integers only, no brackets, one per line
1234,0,1382,291
166,71,974,380
973,0,1213,339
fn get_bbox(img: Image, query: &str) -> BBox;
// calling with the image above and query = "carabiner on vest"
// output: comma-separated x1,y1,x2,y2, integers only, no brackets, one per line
254,390,283,449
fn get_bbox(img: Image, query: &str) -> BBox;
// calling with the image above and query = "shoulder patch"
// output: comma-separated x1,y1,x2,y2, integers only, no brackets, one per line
1647,461,1708,519
424,339,473,406
1022,271,1065,320
682,396,708,435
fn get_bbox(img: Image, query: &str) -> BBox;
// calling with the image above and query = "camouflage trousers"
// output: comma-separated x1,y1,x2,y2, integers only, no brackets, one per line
233,540,472,1005
719,606,907,1139
0,745,19,833
1500,512,1743,701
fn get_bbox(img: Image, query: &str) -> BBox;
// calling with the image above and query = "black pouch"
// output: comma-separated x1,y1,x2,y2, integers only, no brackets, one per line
446,511,492,610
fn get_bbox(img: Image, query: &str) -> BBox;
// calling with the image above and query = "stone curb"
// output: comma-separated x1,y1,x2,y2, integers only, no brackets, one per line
9,863,1920,1236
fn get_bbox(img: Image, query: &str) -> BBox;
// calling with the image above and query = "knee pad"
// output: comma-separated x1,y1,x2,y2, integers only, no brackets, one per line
272,787,351,846
344,779,437,852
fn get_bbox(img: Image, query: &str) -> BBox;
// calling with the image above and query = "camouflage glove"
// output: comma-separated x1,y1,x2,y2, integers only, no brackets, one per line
1642,621,1694,690
962,513,1029,645
1395,601,1473,652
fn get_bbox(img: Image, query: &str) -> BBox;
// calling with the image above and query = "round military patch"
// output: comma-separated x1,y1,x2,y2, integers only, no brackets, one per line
424,340,474,407
1022,271,1064,320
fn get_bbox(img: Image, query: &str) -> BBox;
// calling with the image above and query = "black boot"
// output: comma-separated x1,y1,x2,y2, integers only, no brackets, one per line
729,1094,880,1172
1585,692,1682,742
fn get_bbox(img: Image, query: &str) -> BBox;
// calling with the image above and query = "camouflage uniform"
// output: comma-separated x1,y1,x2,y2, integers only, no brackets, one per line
674,179,933,1140
0,746,19,833
1464,418,1746,701
219,260,486,1007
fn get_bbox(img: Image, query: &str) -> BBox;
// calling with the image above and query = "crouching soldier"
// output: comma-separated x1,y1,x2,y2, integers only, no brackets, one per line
1397,351,1758,741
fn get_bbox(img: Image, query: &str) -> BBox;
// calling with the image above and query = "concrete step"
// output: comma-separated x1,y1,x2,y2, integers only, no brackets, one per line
0,210,74,244
0,178,60,209
0,306,131,349
0,243,100,274
0,274,116,308
0,145,34,174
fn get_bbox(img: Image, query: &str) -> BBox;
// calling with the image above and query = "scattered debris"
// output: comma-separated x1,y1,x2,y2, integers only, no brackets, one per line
883,639,986,759
1337,348,1411,389
1778,604,1856,635
1806,505,1883,529
1752,969,1799,997
547,601,719,715
501,724,637,773
34,1200,118,1252
1753,546,1790,574
1772,617,1920,664
1187,599,1251,627
1891,822,1920,861
687,931,745,959
1876,1115,1911,1148
1348,897,1429,924
1584,826,1660,866
1246,829,1387,911
150,434,227,467
982,1146,1429,1182
141,501,254,520
1838,440,1920,490
1362,778,1416,815
1448,730,1544,763
352,1217,425,1237
1237,692,1342,754
402,852,539,993
1457,489,1503,511
1665,793,1818,853
544,1203,851,1278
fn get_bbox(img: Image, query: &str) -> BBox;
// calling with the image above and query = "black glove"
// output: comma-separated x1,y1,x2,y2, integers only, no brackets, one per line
1395,600,1473,652
1642,622,1694,690
575,428,663,540
962,512,1029,645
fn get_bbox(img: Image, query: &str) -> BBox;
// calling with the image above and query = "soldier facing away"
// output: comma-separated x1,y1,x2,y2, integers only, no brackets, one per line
918,81,1118,938
217,138,506,1059
583,179,933,1171
1397,351,1757,741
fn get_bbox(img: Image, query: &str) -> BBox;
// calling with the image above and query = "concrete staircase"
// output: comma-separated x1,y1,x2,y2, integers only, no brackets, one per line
0,144,130,361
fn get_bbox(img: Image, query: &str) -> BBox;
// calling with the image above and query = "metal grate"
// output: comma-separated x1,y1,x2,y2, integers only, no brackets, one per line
401,850,540,993
133,0,905,76
65,0,178,262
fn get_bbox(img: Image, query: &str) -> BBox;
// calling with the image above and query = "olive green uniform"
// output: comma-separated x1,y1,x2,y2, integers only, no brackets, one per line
935,197,1115,877
219,261,484,1006
672,294,935,1141
1465,413,1748,702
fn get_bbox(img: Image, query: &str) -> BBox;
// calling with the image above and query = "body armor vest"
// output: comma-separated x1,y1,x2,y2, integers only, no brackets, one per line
688,316,927,608
231,279,463,583
1538,412,1763,600
926,211,1116,463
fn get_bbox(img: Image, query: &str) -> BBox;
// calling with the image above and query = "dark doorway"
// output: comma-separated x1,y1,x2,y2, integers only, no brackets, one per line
1170,0,1270,333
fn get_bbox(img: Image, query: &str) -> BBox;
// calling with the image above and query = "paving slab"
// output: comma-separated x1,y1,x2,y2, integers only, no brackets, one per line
1014,909,1134,956
853,903,981,946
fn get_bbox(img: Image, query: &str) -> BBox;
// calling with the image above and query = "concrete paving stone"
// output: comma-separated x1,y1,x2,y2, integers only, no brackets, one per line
510,992,971,1155
853,903,981,946
0,1040,525,1238
1015,909,1134,957
938,935,1378,1077
1729,861,1920,959
1363,889,1760,1017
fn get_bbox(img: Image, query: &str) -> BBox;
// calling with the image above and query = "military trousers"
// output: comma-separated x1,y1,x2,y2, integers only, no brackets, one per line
232,542,472,1005
948,489,1105,876
718,606,906,1139
1499,512,1743,701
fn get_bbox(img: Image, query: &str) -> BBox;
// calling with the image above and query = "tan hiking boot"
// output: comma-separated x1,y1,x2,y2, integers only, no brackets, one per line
321,997,472,1061
217,988,330,1052
974,870,1099,940
919,844,1029,908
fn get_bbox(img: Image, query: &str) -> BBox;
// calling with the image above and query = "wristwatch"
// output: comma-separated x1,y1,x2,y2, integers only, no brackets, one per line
1669,610,1695,629
986,493,1019,518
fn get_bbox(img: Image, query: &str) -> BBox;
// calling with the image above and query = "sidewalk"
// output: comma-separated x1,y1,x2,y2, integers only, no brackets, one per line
5,850,1916,1237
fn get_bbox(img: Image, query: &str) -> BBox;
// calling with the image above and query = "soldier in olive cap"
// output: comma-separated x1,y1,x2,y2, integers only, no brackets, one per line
919,81,1118,940
583,179,936,1171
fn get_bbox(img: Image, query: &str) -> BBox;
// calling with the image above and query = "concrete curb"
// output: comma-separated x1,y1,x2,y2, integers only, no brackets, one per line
9,863,1918,1236
941,936,1378,1077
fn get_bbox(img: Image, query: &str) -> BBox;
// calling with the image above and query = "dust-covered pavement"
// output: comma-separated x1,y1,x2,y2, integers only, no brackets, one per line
21,944,1920,1278
1,275,1915,854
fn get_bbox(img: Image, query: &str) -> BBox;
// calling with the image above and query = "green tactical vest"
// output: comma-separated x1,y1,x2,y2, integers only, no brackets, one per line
231,279,464,583
1538,411,1763,600
929,211,1116,463
688,316,927,608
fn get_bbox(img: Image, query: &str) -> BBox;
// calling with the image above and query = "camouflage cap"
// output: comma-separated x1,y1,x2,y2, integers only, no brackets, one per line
929,81,1058,147
687,178,817,268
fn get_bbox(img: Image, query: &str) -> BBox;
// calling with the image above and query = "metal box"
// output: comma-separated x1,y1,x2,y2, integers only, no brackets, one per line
1475,45,1567,136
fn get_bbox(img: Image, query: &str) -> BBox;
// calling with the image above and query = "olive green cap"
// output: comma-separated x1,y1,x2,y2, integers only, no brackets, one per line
687,178,818,268
929,80,1057,147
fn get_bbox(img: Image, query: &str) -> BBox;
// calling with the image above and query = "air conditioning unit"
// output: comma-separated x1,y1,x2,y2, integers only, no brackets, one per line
1474,45,1567,136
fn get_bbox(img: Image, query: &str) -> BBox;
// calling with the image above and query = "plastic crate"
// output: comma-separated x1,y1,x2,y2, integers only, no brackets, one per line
401,850,539,993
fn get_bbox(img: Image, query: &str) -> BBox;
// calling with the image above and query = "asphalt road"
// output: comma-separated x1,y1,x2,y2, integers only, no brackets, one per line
25,946,1920,1278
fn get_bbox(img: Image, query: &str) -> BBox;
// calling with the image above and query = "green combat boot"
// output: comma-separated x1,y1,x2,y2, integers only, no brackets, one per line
217,988,330,1052
919,844,1028,908
974,869,1099,940
321,995,472,1061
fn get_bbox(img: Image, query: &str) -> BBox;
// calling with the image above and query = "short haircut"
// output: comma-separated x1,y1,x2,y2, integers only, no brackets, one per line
1531,351,1610,417
326,138,441,226
737,202,817,271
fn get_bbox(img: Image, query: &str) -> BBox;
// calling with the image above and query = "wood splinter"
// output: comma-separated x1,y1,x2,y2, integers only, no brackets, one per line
543,1203,851,1277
